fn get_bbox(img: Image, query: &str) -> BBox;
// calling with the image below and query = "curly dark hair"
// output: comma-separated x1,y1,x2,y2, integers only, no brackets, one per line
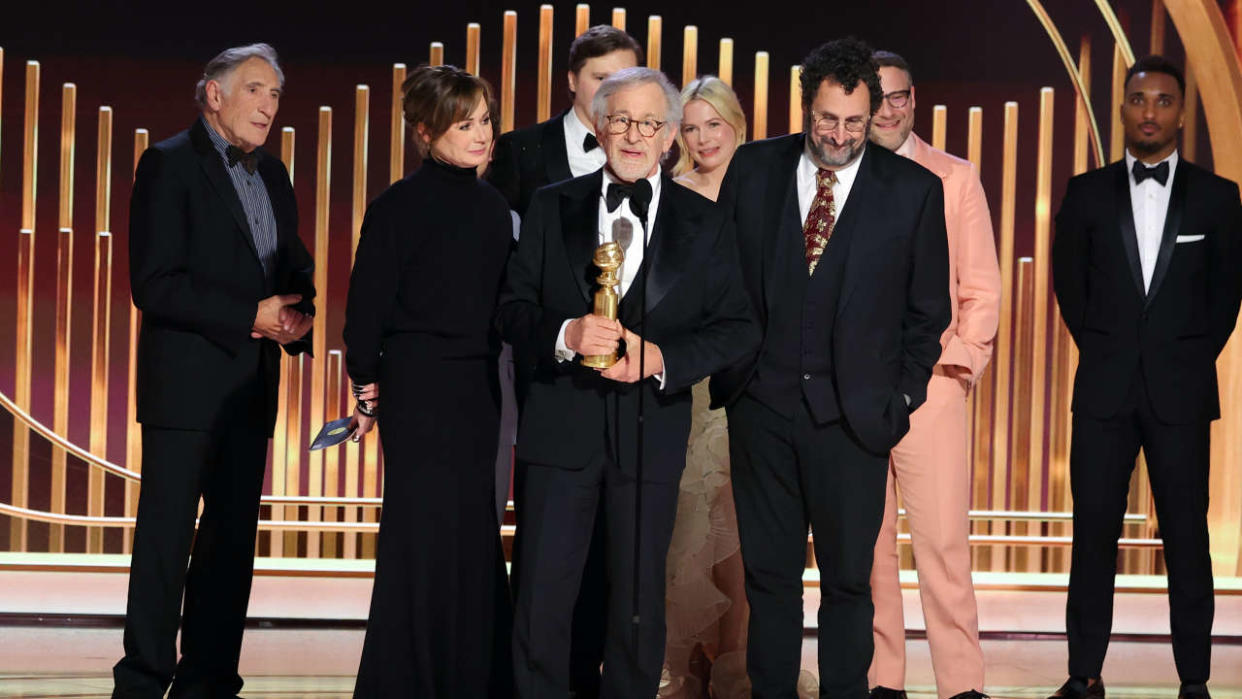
800,37,882,115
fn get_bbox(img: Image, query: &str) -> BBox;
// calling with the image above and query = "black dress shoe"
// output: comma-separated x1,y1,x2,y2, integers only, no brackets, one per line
1047,676,1105,699
869,688,908,699
948,692,990,699
1179,683,1211,699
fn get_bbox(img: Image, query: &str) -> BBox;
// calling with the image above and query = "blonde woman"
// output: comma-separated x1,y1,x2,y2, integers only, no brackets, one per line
661,75,753,699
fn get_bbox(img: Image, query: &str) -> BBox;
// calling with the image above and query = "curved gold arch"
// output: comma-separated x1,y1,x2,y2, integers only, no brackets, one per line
1025,0,1107,168
1093,0,1137,65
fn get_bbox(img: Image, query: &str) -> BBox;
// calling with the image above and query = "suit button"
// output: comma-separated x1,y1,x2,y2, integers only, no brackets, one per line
803,373,811,381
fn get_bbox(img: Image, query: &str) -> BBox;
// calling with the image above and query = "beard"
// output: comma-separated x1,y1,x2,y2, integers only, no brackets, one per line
1130,133,1176,156
808,131,867,168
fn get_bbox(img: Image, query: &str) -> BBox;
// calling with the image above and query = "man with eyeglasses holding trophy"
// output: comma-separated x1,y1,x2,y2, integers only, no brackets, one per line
497,66,758,698
712,38,950,698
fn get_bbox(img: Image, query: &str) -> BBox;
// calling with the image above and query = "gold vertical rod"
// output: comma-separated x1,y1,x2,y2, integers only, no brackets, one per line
1150,0,1167,54
430,42,445,67
1184,65,1199,163
308,105,334,558
967,107,983,169
22,61,39,232
362,430,381,559
1074,37,1092,176
282,355,305,555
323,351,343,559
1030,88,1055,535
1008,258,1036,571
270,128,294,555
966,105,991,568
280,127,295,182
343,440,361,559
50,227,74,552
682,25,698,88
124,129,148,553
88,232,113,553
1110,44,1126,161
12,230,34,551
353,90,369,262
537,6,554,123
391,64,406,184
753,52,769,140
576,4,590,35
611,7,625,29
95,108,113,237
931,105,947,151
789,66,803,134
989,102,1019,571
59,84,76,229
647,16,662,70
501,11,518,134
466,23,482,76
718,38,734,86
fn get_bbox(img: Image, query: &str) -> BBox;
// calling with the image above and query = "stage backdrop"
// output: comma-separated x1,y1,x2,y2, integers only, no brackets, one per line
2,0,1242,583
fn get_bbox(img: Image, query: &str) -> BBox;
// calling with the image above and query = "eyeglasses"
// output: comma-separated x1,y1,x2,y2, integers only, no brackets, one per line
604,114,667,138
810,113,868,134
883,89,912,108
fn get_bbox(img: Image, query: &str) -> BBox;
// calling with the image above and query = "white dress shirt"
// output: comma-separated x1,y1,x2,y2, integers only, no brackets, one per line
1125,149,1179,292
563,109,608,178
554,168,665,387
797,144,863,227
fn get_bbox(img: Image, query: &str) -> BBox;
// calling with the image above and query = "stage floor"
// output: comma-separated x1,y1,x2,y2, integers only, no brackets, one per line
0,629,1239,698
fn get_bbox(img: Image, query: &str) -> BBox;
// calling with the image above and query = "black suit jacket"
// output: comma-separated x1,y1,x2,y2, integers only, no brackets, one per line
487,110,573,217
496,171,760,483
129,119,315,434
1052,157,1242,424
711,135,951,454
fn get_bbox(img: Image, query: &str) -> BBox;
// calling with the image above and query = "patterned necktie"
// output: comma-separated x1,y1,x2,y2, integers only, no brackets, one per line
803,168,838,274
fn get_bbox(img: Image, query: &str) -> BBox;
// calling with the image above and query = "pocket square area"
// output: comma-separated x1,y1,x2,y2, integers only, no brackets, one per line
1176,234,1206,243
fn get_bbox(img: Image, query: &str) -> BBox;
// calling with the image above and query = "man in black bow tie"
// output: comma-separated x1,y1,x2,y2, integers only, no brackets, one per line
1049,55,1242,699
498,66,758,698
114,43,315,699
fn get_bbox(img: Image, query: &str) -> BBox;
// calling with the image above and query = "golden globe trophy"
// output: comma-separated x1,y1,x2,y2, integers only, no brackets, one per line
580,241,625,368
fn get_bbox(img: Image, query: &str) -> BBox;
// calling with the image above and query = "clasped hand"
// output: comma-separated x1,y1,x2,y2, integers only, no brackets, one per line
251,293,313,344
565,314,663,383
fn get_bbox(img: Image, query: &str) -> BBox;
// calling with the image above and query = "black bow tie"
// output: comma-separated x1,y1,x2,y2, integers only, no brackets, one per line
226,145,259,174
605,182,638,213
583,133,599,153
1132,159,1170,186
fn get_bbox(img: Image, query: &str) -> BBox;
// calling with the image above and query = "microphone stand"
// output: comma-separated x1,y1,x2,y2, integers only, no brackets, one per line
628,181,652,649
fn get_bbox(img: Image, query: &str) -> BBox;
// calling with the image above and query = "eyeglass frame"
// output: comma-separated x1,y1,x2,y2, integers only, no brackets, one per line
808,111,870,134
882,88,913,109
603,113,667,138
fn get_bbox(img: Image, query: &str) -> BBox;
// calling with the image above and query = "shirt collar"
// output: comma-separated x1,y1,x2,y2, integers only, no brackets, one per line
1124,148,1179,184
201,115,262,166
564,109,596,155
895,132,917,159
601,166,662,203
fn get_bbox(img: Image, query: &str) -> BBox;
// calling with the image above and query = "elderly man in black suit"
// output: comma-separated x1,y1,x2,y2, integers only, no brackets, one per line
711,37,950,698
113,43,315,699
498,66,759,698
1048,55,1242,699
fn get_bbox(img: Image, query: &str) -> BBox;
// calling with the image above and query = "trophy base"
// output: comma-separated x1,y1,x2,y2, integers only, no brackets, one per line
581,353,618,369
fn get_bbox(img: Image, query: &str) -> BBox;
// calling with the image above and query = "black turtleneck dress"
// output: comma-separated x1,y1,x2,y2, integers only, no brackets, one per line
344,157,513,698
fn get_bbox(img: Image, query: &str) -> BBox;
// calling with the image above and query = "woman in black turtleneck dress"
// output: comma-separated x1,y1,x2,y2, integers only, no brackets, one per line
345,65,512,698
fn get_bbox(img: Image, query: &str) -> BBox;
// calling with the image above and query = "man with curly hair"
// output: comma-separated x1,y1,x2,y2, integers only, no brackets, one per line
712,37,951,697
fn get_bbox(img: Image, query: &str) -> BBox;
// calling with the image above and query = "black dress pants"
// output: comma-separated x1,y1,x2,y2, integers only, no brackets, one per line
512,457,680,699
1067,374,1213,683
113,381,268,699
727,394,889,699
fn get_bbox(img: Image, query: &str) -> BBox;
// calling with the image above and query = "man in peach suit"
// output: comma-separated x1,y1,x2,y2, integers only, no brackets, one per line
865,51,1002,699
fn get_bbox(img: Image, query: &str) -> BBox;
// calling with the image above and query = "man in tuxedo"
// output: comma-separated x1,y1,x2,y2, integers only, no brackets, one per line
866,50,1000,699
488,23,642,697
113,43,315,699
488,24,642,217
1049,55,1242,699
499,67,759,698
712,37,950,698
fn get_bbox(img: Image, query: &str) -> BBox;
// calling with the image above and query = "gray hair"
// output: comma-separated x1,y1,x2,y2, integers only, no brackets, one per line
194,43,284,108
591,67,683,132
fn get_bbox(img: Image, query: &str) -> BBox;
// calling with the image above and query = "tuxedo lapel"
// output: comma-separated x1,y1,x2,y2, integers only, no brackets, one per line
835,147,875,313
763,137,806,314
542,111,573,185
619,178,697,325
1144,161,1187,307
191,121,261,264
560,171,602,303
1113,162,1147,298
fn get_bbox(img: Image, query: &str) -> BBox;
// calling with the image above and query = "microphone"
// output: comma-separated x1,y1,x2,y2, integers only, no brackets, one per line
611,217,634,251
628,178,653,227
